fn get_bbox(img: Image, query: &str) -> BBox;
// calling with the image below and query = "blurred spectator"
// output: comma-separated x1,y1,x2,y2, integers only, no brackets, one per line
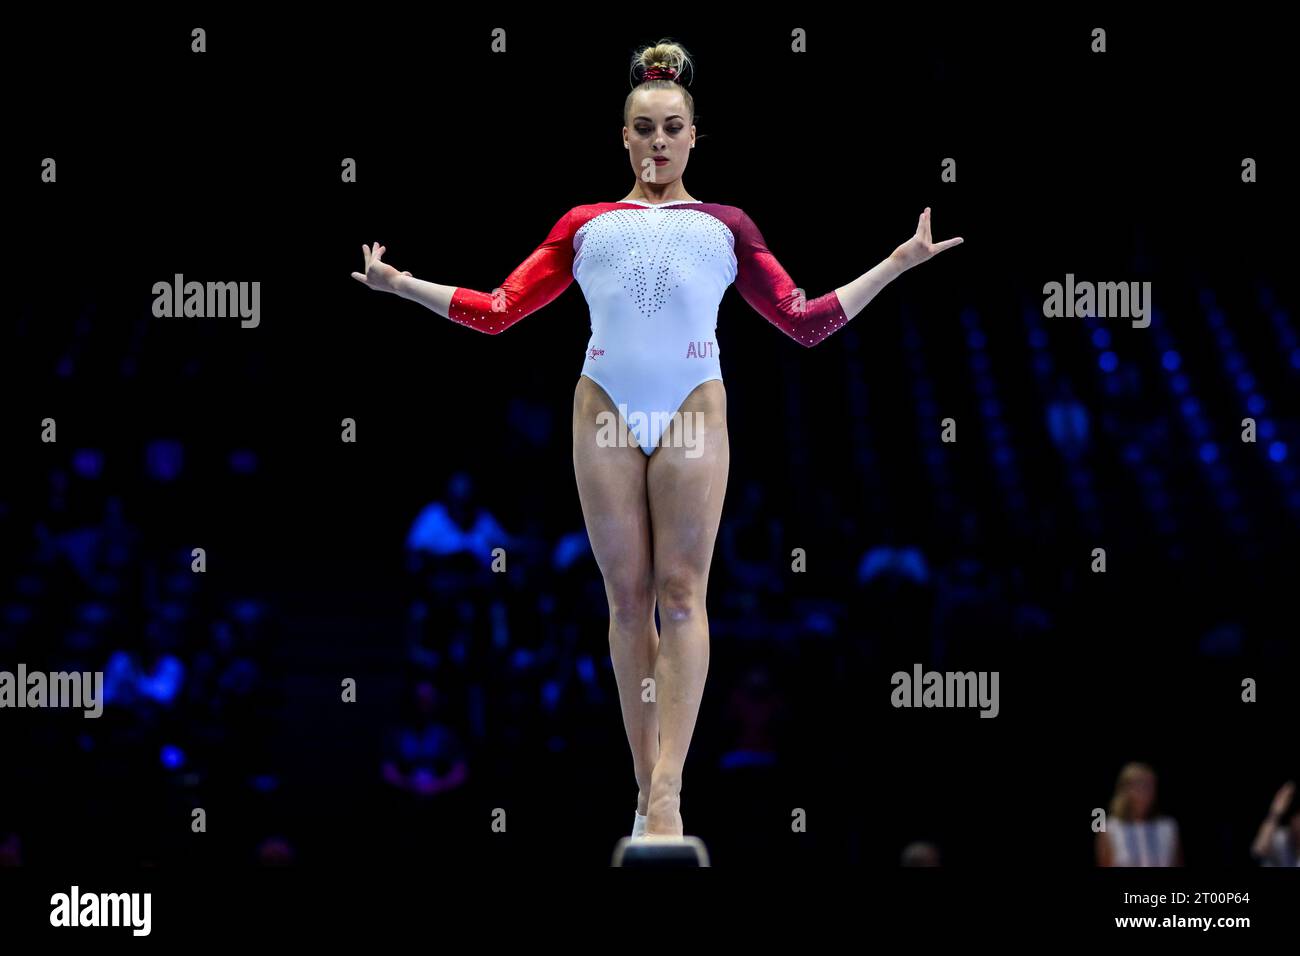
719,665,784,771
406,471,512,571
1251,781,1300,867
1097,762,1183,866
380,680,470,798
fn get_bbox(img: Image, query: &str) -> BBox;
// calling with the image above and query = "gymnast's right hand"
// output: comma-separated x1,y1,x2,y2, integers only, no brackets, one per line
351,242,412,294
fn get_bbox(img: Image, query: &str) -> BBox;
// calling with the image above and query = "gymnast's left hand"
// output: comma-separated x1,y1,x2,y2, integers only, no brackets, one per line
889,207,963,272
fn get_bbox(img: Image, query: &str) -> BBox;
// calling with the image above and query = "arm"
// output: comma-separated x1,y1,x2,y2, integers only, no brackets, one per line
731,209,855,347
1251,781,1294,860
833,257,906,327
1251,817,1280,861
733,206,962,348
352,209,577,335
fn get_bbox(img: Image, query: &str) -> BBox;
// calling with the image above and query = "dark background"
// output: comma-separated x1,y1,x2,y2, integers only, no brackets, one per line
2,11,1297,869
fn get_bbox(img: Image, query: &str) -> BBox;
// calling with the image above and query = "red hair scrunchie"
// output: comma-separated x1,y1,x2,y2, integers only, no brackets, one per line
642,65,677,82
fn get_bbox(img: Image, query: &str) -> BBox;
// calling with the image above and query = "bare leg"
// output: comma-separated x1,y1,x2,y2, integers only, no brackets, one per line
644,380,729,835
572,376,659,814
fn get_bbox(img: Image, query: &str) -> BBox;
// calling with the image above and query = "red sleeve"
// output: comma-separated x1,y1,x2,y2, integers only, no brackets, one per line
447,209,577,334
731,208,848,347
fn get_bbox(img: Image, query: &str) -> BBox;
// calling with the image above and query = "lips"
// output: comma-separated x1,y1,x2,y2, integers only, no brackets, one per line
653,157,670,164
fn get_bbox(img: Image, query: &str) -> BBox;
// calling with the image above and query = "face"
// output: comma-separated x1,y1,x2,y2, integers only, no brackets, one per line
1125,773,1156,818
625,89,694,187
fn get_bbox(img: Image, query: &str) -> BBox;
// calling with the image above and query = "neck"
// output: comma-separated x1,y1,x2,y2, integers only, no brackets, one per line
626,185,692,203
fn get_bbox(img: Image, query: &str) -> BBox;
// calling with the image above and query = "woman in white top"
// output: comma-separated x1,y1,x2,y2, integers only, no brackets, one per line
1097,762,1184,867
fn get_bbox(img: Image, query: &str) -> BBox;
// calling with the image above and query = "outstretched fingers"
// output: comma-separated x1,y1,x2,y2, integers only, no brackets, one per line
352,241,406,286
919,209,963,255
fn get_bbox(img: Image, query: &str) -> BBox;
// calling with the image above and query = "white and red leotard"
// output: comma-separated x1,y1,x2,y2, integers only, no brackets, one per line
447,198,849,455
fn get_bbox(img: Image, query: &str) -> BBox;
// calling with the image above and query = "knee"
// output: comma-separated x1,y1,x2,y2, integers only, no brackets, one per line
655,570,703,623
607,577,655,629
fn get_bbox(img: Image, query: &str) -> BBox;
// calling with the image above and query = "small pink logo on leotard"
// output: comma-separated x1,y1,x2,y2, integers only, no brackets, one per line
685,340,714,358
588,347,605,360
